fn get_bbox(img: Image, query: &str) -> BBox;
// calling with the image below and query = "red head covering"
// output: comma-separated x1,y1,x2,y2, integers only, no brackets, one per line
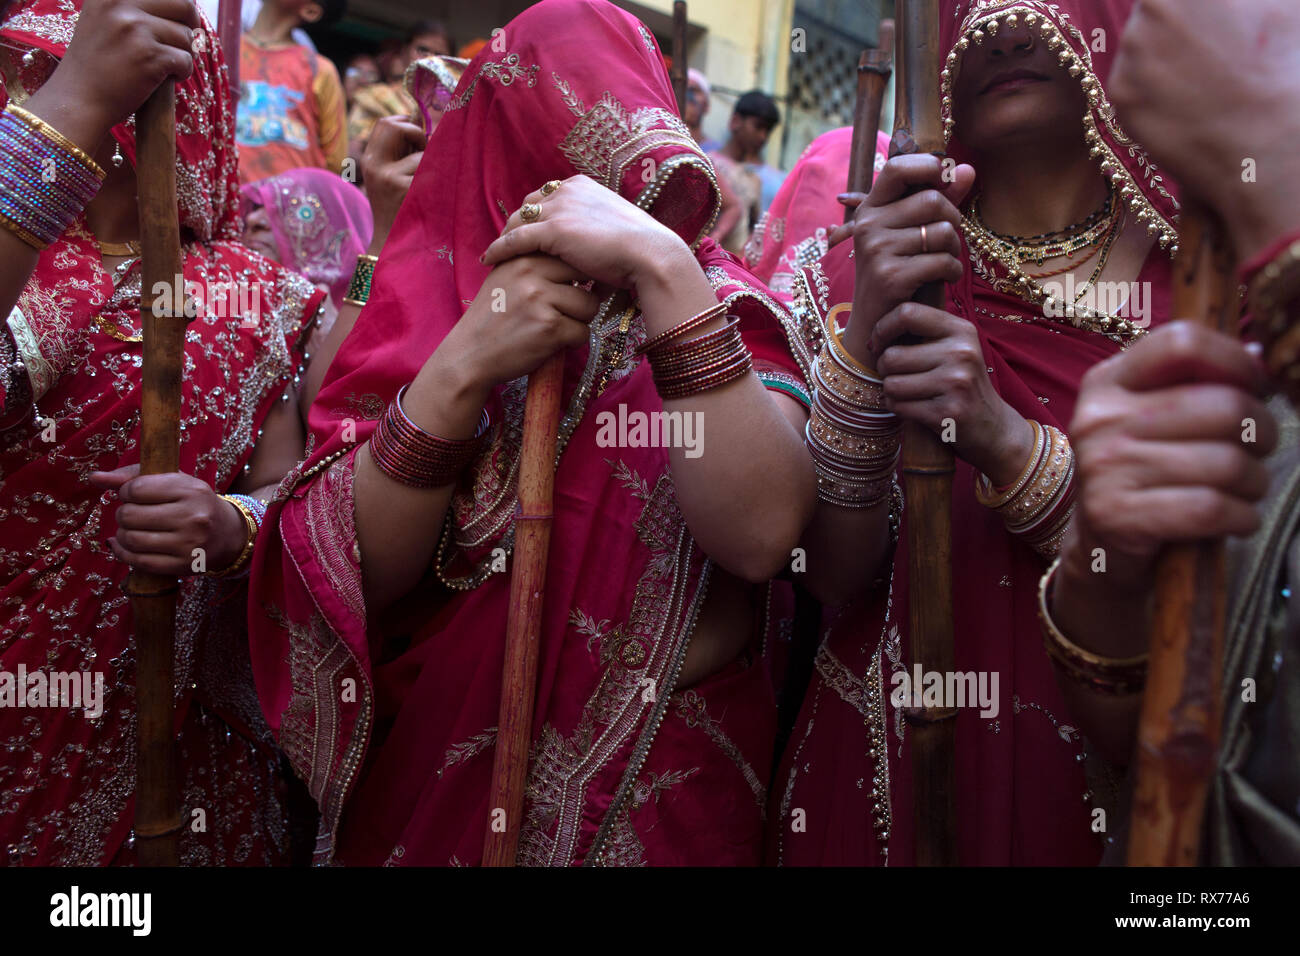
250,0,805,866
301,0,807,568
940,0,1178,251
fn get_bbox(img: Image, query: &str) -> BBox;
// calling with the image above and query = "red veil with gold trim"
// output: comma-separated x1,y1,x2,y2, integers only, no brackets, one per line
248,0,815,866
0,0,325,864
769,0,1179,866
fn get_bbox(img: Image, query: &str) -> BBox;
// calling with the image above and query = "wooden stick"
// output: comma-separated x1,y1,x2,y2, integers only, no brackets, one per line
129,81,185,868
1127,202,1237,866
482,351,566,867
671,1,689,117
846,19,894,221
889,0,958,867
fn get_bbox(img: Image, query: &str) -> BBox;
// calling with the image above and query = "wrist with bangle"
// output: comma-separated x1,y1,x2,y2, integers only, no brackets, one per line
638,302,755,401
368,384,490,489
1038,556,1148,695
805,308,900,510
207,493,267,579
0,104,106,250
975,420,1075,558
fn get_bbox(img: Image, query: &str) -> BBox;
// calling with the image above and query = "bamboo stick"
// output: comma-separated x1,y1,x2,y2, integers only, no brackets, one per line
1128,202,1237,866
889,0,958,867
845,19,893,222
482,352,565,867
671,1,689,117
128,81,185,868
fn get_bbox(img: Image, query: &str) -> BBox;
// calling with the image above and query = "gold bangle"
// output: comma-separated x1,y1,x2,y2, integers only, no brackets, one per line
208,495,258,578
6,104,107,180
975,420,1045,510
825,306,878,377
1038,557,1148,695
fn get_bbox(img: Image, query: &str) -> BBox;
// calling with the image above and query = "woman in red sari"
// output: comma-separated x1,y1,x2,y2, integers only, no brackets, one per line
0,0,326,864
249,0,820,867
770,0,1180,865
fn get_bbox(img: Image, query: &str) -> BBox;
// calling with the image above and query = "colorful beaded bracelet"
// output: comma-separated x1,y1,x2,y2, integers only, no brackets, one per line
0,105,105,250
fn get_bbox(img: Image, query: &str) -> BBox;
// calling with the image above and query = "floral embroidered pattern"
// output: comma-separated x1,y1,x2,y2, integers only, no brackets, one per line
445,53,540,111
673,689,766,812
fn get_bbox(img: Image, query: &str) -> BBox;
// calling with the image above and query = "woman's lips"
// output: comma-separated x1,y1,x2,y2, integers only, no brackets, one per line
981,70,1048,95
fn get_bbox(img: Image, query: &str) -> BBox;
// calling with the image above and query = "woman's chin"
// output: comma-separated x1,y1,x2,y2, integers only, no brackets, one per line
962,102,1078,152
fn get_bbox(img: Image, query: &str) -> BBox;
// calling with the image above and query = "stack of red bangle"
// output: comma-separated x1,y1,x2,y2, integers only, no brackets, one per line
646,313,752,400
369,384,489,488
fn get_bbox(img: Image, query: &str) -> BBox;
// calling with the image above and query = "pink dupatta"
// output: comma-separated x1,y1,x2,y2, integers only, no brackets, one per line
249,0,816,866
745,126,891,302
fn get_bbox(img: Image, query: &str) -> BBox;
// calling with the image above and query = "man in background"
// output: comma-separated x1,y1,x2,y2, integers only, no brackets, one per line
708,89,785,254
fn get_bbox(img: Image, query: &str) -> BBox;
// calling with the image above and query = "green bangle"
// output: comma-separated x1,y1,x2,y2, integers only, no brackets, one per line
343,254,379,306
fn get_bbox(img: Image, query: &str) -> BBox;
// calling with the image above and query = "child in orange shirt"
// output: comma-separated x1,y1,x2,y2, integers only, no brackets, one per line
237,0,347,181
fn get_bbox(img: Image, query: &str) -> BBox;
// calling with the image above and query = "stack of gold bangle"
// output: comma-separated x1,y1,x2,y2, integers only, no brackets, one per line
1038,557,1148,695
975,420,1075,557
806,316,900,509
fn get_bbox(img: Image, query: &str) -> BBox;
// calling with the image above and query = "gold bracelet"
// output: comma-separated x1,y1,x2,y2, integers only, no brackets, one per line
1038,557,1148,695
343,253,379,307
825,305,878,377
975,420,1045,510
208,494,258,578
6,103,107,180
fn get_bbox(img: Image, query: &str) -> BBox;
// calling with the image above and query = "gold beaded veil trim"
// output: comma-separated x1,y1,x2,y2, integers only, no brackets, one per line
940,1,1180,256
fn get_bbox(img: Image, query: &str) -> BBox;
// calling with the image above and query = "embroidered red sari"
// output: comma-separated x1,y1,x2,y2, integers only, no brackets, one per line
770,0,1181,866
248,0,816,867
0,1,325,865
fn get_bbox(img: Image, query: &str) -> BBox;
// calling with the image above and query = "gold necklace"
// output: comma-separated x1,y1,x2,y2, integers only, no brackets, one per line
961,208,1147,343
969,188,1118,267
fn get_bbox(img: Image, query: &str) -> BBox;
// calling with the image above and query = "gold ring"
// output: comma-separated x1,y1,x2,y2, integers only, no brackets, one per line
541,180,562,196
520,202,542,223
920,223,929,254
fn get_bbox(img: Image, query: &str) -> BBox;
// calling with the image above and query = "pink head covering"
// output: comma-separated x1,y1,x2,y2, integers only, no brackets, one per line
240,168,373,308
745,125,891,300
